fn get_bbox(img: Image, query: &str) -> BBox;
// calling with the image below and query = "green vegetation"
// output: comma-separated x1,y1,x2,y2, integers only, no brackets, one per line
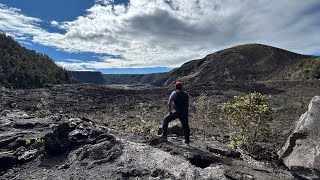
79,103,159,137
193,94,213,139
36,98,51,118
0,32,74,88
288,57,320,80
25,137,32,146
25,137,44,146
189,94,228,141
125,104,158,136
222,92,274,151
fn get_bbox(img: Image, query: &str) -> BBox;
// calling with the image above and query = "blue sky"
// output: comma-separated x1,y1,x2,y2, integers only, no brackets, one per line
0,0,319,74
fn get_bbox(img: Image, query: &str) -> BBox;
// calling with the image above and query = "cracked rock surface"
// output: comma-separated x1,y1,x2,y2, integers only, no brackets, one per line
278,96,320,179
0,110,295,179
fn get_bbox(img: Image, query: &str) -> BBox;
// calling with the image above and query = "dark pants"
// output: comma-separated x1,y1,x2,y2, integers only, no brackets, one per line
162,111,190,143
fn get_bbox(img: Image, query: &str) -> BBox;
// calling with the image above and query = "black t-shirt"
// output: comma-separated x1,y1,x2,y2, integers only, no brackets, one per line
169,90,189,112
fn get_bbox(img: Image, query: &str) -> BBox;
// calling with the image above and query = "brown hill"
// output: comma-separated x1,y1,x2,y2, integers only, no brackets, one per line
153,44,314,86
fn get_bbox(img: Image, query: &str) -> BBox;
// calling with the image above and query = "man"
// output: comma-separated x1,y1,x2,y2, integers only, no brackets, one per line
160,81,190,145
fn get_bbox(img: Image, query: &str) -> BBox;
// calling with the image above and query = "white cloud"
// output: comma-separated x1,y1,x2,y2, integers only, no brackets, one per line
19,41,33,46
0,1,320,70
0,4,45,38
50,20,59,27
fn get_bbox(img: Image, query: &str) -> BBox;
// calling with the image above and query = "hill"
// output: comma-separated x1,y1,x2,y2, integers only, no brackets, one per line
0,33,74,88
283,56,320,80
70,71,105,84
153,44,316,86
69,72,166,85
103,73,166,84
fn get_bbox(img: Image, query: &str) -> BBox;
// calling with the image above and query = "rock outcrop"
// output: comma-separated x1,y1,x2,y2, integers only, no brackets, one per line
0,109,295,179
278,96,320,179
70,71,106,84
157,120,184,136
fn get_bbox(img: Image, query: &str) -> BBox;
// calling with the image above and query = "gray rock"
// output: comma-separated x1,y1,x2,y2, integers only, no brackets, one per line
5,110,29,119
278,96,320,179
0,117,12,128
18,149,38,162
67,138,123,168
44,118,109,156
7,137,26,150
208,147,241,158
0,108,294,180
0,152,17,171
14,118,52,129
0,136,19,148
44,122,71,156
158,120,184,136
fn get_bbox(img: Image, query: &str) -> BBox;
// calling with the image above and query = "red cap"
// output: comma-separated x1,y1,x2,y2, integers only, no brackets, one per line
175,82,183,89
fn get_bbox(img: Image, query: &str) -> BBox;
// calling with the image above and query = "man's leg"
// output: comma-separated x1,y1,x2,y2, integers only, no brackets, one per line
162,112,178,137
179,113,190,144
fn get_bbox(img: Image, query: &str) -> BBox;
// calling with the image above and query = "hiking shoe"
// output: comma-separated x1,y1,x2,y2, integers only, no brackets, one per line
183,140,190,146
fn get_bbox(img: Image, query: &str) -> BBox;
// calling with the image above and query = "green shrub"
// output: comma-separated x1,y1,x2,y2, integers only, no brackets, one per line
36,98,50,117
25,137,31,146
25,137,44,146
289,58,320,80
221,92,274,150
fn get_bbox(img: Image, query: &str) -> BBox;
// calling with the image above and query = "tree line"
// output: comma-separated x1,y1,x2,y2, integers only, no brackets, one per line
0,32,74,88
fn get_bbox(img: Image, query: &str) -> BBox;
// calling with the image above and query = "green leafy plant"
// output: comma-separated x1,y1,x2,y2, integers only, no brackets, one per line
25,137,44,146
25,137,31,146
221,92,274,151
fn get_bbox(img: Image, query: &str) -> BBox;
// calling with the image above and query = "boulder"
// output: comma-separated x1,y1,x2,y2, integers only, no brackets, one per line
18,149,38,162
158,120,184,136
278,96,320,179
0,152,18,171
44,122,71,156
67,137,123,168
44,118,108,156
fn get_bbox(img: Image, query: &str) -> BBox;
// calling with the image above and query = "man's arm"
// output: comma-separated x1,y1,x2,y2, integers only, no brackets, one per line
168,91,176,114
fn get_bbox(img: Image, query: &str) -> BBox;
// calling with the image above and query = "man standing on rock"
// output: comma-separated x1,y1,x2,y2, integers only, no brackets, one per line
160,82,190,145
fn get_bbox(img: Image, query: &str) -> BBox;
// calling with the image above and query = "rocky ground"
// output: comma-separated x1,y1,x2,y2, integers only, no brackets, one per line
1,109,293,179
0,81,320,179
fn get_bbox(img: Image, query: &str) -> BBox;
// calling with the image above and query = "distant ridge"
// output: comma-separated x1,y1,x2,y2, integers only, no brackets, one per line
70,71,106,84
103,73,166,85
69,71,166,85
153,44,315,87
0,33,74,88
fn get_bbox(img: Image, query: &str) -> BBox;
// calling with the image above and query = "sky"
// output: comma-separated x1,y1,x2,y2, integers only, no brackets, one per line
0,0,319,74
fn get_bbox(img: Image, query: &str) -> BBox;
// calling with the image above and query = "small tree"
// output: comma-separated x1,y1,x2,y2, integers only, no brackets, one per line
36,98,50,117
193,94,212,139
222,92,274,151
